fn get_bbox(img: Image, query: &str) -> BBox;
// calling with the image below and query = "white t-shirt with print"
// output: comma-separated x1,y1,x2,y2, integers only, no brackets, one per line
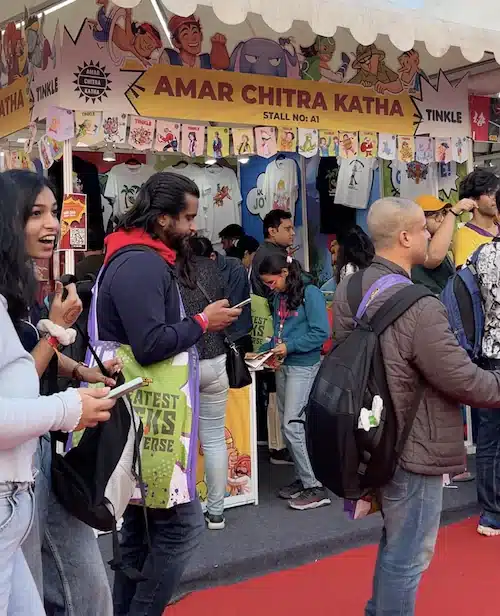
334,158,376,210
169,164,211,236
104,163,156,216
262,159,299,219
398,161,439,200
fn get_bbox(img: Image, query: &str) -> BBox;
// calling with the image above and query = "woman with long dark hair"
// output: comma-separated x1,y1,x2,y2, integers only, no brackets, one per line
0,171,114,613
335,225,375,284
4,169,119,615
259,253,330,511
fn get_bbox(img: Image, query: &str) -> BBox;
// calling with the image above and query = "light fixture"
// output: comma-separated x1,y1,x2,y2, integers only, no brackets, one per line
16,137,27,144
103,146,116,162
238,156,250,164
42,0,77,16
75,142,89,148
150,0,172,45
205,157,217,166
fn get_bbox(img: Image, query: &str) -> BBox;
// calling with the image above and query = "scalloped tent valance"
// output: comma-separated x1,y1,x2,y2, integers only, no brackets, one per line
151,0,500,64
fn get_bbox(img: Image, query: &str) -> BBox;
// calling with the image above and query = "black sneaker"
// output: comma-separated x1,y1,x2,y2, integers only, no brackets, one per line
288,487,331,511
205,512,225,530
270,449,294,466
278,480,304,500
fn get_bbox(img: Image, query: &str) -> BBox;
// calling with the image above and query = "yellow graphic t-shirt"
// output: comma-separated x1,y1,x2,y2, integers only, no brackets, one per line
453,223,496,268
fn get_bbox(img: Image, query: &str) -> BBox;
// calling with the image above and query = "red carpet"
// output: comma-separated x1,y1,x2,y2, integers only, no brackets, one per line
167,518,497,615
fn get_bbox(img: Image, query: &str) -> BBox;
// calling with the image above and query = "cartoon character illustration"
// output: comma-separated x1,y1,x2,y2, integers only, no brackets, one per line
188,131,197,157
397,49,428,98
103,116,119,141
121,184,141,210
417,140,433,165
212,131,223,158
349,44,402,95
158,129,178,152
160,14,229,70
455,137,464,161
299,35,350,83
341,133,355,158
260,130,273,157
407,162,428,185
76,118,94,139
90,1,162,68
349,160,363,187
229,37,300,78
24,10,54,71
400,140,413,162
360,137,374,157
280,130,295,152
300,133,316,154
437,141,450,163
225,428,251,497
238,134,252,155
273,178,290,211
319,136,331,157
382,140,393,157
2,23,28,85
214,184,230,208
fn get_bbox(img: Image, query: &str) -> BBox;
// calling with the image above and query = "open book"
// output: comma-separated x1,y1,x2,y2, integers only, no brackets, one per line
245,351,275,370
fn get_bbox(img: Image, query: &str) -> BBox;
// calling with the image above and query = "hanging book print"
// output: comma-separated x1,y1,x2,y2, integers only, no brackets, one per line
298,128,318,158
435,138,452,164
415,137,434,165
398,136,414,163
232,128,255,156
181,125,205,158
378,134,396,160
318,130,339,157
75,111,102,142
340,132,358,159
359,132,377,158
129,117,155,151
255,127,277,159
208,127,230,159
154,121,180,152
103,114,128,144
452,136,467,163
278,127,296,153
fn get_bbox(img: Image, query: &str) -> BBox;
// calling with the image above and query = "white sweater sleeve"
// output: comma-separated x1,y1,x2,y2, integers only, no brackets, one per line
0,297,83,450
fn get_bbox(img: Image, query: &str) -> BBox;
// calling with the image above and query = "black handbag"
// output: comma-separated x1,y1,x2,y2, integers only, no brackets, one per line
196,282,252,389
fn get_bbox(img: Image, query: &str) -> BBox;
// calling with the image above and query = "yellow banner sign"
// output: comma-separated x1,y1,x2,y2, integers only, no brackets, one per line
0,77,30,139
127,65,417,134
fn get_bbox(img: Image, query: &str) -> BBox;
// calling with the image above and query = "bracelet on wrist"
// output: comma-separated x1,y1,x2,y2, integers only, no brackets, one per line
450,209,460,217
72,362,88,381
44,335,62,351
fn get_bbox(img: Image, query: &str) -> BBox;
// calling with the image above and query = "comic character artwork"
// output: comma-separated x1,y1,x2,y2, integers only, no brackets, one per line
237,134,252,155
299,35,350,83
225,428,251,497
349,44,402,95
2,23,28,85
89,0,163,68
24,10,54,72
406,161,429,185
349,160,363,187
359,134,376,158
212,131,223,158
160,14,229,70
272,179,290,211
229,37,300,78
397,49,428,98
214,184,230,208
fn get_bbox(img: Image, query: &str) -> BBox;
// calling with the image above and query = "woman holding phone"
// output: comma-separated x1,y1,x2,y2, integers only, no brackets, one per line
259,253,330,511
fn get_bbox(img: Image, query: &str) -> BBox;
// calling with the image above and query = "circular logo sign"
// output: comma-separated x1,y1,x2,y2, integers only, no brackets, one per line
73,61,111,104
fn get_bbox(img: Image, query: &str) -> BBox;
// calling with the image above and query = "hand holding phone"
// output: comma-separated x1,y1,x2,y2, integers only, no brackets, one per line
105,377,149,400
232,297,251,309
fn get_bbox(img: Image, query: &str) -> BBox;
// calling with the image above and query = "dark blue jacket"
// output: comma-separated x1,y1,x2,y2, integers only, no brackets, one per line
97,249,203,367
215,253,252,342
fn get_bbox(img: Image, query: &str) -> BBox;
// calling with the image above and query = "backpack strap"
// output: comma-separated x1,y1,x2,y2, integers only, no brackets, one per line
347,270,364,315
369,285,434,336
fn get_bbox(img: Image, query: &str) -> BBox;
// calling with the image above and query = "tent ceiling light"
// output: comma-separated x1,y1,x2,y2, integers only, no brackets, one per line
205,157,217,165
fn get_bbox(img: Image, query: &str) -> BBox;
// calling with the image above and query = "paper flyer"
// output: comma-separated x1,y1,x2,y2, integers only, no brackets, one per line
58,193,87,251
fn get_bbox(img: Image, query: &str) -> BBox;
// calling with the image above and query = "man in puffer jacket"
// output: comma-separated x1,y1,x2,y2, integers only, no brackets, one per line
332,197,500,616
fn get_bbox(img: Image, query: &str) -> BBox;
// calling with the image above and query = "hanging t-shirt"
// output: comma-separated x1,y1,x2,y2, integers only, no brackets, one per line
170,163,211,236
203,166,242,243
398,161,439,200
104,163,156,216
262,159,299,218
316,157,356,235
334,158,376,210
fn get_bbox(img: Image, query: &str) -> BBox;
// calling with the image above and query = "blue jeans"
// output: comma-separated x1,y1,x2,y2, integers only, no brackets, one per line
113,500,204,615
275,363,321,489
476,407,500,524
0,482,45,615
198,355,229,516
23,436,113,616
365,466,443,616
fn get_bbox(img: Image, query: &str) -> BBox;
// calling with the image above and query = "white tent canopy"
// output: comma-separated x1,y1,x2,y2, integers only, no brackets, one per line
157,0,500,64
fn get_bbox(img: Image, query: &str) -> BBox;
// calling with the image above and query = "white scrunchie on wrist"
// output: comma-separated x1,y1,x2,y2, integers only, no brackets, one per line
37,320,77,346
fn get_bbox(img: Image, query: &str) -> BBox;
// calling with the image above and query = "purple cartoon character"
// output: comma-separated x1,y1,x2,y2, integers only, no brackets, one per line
229,37,300,78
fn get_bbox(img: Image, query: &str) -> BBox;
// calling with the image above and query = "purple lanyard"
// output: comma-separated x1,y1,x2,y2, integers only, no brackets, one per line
356,274,412,320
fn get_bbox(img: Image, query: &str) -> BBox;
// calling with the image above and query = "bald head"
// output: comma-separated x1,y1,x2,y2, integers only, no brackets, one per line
368,197,422,250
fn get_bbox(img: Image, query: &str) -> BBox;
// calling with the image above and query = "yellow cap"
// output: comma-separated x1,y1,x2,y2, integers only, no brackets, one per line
414,195,446,213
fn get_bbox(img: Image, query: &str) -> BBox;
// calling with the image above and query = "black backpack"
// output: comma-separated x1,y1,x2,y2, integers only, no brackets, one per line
304,271,434,500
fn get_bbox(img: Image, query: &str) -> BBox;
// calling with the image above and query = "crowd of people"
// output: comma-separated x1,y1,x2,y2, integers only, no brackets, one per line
1,166,500,615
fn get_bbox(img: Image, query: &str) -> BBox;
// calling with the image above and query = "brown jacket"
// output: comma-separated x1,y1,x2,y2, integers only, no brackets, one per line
333,257,500,476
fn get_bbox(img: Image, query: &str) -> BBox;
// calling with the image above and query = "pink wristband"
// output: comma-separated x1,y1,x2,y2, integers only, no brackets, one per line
194,312,209,333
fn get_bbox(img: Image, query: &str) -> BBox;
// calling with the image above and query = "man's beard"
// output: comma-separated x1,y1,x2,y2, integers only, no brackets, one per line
163,221,190,253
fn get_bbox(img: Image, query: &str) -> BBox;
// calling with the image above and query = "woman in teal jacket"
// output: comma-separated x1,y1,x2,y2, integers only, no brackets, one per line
259,253,330,511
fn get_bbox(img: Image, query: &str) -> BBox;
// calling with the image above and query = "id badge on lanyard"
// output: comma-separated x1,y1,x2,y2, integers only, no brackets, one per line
277,297,288,344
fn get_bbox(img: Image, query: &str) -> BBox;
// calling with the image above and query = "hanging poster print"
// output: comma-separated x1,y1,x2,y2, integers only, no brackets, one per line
339,132,358,159
359,132,377,158
435,137,452,164
378,134,397,160
398,136,414,163
38,135,54,170
298,128,318,158
208,127,230,159
232,128,255,156
129,117,155,151
25,122,37,154
452,136,467,163
58,193,87,251
46,136,64,161
415,137,434,165
181,124,205,158
278,127,297,153
75,111,102,142
255,127,277,159
318,130,339,157
154,120,180,152
46,107,75,142
103,114,128,144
